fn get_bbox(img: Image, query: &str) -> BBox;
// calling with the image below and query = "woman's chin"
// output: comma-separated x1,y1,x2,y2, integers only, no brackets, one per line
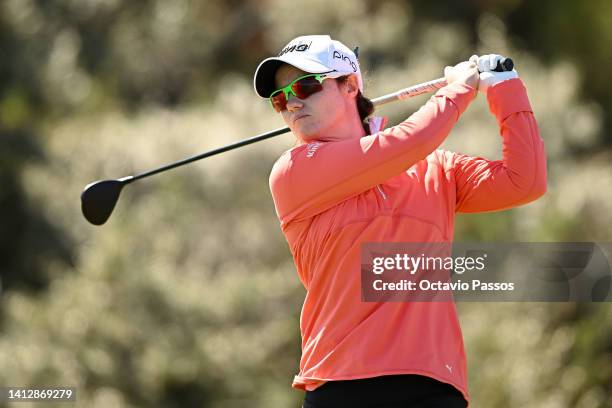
293,126,320,142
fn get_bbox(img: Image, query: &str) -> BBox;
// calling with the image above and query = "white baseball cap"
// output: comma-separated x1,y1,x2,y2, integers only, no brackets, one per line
253,35,363,98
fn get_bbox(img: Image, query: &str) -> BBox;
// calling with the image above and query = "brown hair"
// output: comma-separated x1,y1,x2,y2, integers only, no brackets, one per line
336,75,374,134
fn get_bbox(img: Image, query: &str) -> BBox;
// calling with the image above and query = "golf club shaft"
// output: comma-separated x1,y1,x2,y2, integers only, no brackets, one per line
370,77,446,106
98,56,516,185
370,58,512,105
125,77,448,183
124,126,290,184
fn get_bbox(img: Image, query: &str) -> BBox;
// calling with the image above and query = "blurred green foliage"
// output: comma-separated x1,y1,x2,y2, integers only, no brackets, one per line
1,0,611,407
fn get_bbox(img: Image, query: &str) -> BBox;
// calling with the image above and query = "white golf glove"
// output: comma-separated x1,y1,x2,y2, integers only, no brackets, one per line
469,54,518,94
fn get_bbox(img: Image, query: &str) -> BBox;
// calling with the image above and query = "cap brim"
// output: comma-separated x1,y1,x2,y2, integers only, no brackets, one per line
253,56,332,98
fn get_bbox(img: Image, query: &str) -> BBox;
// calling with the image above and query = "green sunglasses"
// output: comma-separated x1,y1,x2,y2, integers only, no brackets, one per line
269,73,341,112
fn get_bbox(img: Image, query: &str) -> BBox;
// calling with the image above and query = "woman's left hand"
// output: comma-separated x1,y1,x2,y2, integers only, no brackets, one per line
444,60,480,90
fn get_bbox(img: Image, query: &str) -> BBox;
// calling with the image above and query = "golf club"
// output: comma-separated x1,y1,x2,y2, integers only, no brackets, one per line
81,58,513,225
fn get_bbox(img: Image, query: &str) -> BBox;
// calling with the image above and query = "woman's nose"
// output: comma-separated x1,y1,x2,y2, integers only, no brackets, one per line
286,94,304,111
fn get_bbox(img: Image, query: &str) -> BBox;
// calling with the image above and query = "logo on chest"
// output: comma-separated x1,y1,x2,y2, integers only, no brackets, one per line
306,142,323,158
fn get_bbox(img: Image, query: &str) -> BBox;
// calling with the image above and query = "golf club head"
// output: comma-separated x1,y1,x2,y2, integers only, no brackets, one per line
81,179,125,225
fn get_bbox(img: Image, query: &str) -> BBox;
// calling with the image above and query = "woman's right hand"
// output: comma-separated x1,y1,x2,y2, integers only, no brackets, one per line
444,59,479,90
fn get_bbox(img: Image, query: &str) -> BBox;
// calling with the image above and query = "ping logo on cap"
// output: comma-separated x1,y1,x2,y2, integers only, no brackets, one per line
278,41,312,57
333,51,357,72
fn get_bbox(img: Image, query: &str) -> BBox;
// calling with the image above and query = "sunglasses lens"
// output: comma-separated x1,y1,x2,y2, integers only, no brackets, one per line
269,75,324,112
292,77,323,99
270,91,287,113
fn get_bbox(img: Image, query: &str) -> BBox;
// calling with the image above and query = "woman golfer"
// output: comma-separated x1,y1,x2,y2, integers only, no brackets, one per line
253,35,546,407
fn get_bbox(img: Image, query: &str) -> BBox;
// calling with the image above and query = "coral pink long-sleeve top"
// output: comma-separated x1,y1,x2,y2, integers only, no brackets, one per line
268,78,547,403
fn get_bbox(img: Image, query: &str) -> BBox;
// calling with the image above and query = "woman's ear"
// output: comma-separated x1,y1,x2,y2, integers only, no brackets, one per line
342,74,360,98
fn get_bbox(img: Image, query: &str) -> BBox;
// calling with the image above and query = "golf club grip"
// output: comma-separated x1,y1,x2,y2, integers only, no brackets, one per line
495,57,514,72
